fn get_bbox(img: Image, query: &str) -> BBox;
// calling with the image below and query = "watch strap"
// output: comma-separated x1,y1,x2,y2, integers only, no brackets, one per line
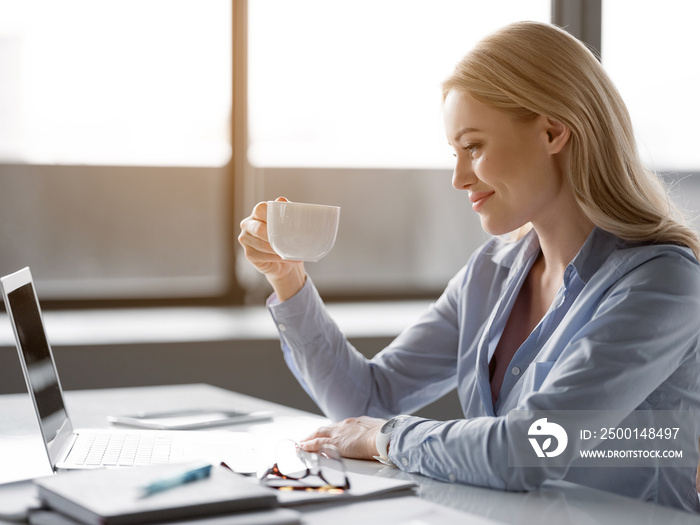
374,415,410,467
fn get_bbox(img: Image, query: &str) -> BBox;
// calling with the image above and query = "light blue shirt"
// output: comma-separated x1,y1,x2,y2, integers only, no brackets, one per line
267,227,700,512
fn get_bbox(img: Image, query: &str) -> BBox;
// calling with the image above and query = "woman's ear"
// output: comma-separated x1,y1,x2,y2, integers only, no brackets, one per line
544,117,570,154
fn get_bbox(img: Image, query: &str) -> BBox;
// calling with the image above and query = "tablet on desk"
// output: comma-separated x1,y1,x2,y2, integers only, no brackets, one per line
107,408,273,430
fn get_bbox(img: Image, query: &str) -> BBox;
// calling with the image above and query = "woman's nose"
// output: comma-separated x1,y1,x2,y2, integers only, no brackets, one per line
452,159,476,190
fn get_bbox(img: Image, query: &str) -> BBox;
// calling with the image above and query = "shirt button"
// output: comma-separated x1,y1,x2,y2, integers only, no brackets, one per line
449,473,456,482
401,457,408,467
511,366,521,376
278,323,287,332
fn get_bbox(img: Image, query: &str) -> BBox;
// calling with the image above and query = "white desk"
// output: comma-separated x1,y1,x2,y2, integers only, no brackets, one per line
1,384,698,525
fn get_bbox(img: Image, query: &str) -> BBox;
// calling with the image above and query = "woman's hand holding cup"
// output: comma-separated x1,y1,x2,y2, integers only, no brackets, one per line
238,197,307,302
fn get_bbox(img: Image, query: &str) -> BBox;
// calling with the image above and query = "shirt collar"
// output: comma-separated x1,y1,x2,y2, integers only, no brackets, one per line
569,227,624,283
490,226,623,284
490,228,540,269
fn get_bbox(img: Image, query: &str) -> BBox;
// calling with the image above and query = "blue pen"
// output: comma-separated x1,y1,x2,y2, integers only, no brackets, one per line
140,463,213,497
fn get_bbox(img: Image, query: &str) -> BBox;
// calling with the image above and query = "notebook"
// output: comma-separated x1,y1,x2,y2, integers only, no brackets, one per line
32,462,283,525
0,267,257,474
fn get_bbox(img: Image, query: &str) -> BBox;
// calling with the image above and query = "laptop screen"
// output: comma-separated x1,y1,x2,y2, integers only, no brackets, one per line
1,268,72,467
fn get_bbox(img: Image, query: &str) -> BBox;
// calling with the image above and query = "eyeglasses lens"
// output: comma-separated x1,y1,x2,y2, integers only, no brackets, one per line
275,440,308,479
318,445,347,487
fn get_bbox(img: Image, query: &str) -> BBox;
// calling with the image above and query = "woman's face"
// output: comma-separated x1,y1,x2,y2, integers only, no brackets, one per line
444,90,568,236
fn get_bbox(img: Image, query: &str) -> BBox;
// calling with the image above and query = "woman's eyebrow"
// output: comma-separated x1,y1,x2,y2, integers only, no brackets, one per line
453,127,482,142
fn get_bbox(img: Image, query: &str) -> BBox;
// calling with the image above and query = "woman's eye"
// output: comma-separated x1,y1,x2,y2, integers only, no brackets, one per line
450,144,480,160
465,144,480,156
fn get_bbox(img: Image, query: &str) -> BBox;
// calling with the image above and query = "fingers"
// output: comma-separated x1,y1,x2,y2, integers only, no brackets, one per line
238,201,277,259
249,196,288,222
242,196,288,226
239,196,288,247
250,200,269,223
299,437,325,453
301,426,332,443
298,417,384,460
299,425,333,452
238,228,279,272
239,217,275,253
299,425,336,453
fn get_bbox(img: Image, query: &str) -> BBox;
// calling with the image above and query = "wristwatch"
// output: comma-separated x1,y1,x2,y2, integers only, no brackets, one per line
374,415,410,467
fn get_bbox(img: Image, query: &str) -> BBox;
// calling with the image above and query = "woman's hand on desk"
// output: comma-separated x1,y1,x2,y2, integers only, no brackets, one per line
238,198,307,302
300,416,386,460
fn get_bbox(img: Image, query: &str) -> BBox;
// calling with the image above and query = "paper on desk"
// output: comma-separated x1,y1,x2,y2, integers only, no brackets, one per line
0,435,53,485
273,470,417,507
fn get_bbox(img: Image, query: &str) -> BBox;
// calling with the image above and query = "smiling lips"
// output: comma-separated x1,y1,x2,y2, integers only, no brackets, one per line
469,191,495,212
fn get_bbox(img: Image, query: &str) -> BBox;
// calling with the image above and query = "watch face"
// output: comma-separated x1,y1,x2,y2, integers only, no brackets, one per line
381,416,403,433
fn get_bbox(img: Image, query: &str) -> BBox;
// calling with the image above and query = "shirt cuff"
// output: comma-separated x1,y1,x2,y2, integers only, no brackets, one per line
266,276,331,348
266,275,313,312
386,416,422,470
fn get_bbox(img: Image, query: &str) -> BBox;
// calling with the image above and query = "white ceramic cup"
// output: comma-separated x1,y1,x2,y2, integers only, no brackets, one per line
266,200,341,262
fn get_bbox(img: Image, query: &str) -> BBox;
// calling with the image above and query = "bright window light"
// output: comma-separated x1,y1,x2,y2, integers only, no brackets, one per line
602,0,700,172
0,0,231,166
248,0,550,169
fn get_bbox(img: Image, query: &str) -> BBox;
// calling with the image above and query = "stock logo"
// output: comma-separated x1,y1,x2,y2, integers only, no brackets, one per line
528,418,568,458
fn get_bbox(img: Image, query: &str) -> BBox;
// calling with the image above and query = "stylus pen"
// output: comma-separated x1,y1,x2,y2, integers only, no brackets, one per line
140,463,212,497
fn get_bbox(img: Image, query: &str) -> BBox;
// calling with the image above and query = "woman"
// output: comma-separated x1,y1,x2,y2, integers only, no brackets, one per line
238,22,700,512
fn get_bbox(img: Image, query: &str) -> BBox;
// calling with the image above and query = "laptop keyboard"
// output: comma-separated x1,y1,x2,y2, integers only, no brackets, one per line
67,432,173,467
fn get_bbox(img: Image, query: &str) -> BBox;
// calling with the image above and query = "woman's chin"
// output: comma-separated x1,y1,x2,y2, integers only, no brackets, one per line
479,218,523,237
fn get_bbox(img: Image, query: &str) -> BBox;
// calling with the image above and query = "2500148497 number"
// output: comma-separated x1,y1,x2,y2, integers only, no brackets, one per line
599,427,680,440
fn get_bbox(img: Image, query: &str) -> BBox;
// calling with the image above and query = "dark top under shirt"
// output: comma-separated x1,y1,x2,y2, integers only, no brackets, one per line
489,341,520,404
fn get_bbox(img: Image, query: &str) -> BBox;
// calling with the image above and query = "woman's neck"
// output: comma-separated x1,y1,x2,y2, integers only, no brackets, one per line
531,194,594,282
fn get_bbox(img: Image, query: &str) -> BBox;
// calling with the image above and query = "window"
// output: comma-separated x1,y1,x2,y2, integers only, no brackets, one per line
248,0,550,169
601,0,700,229
601,0,700,172
0,0,231,166
0,0,238,303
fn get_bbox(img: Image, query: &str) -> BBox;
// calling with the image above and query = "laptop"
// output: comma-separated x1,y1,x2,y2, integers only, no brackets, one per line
0,267,258,473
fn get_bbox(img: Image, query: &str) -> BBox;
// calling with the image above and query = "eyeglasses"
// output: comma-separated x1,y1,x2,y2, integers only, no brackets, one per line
259,440,350,493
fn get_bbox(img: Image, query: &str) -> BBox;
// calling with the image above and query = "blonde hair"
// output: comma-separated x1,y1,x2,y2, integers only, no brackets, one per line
442,21,700,259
